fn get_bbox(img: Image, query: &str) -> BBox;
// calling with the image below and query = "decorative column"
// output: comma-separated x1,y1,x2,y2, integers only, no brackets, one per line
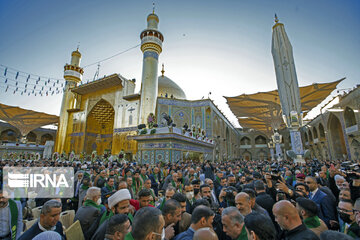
271,15,306,163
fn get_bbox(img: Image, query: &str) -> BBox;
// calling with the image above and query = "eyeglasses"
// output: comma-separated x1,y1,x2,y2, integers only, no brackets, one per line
337,207,353,213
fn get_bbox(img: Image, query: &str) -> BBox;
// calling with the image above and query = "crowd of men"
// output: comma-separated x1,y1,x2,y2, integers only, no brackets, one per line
0,157,360,240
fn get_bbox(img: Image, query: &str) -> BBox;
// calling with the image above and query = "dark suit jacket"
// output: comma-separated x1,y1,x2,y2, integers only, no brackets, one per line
74,205,102,240
256,192,275,221
174,227,195,240
311,189,337,228
19,221,64,240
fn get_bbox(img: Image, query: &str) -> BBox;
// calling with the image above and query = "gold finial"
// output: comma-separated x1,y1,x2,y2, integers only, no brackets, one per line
275,14,279,23
152,2,155,14
161,63,165,76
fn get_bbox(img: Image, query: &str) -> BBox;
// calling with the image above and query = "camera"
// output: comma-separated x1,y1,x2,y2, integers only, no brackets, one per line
271,175,281,181
224,187,236,207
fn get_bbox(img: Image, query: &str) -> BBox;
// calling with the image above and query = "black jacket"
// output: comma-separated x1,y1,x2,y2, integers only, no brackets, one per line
74,205,102,240
279,223,319,240
256,192,275,219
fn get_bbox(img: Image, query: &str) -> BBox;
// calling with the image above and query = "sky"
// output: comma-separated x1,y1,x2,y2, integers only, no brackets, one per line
0,0,359,128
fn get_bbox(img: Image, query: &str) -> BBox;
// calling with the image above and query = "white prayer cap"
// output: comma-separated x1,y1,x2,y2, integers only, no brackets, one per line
108,189,131,209
334,174,345,181
81,164,87,169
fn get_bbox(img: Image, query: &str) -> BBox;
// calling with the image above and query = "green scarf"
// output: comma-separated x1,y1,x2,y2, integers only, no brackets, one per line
133,179,142,194
215,176,220,183
9,199,18,240
83,199,101,210
159,198,166,211
127,213,134,223
104,183,115,192
237,224,248,240
124,232,134,240
141,174,148,182
100,210,114,225
81,184,89,190
304,216,321,228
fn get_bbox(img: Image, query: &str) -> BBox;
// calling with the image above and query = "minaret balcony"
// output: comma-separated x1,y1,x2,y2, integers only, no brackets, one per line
140,30,164,42
64,64,84,74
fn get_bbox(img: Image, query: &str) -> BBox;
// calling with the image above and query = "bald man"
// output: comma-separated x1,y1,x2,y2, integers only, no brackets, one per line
272,200,319,240
193,227,218,240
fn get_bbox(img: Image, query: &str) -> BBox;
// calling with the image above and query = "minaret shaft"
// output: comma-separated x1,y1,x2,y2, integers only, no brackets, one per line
138,12,164,124
55,50,83,153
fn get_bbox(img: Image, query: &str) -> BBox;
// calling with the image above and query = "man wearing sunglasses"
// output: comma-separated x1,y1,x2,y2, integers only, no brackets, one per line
337,199,360,238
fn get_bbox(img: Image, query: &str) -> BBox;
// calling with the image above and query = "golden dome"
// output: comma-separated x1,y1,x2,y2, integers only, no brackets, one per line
158,75,186,100
71,49,81,58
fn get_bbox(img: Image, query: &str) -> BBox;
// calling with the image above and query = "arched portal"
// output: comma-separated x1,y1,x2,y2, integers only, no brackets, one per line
255,135,267,144
40,133,53,145
313,127,318,139
242,150,252,161
319,124,325,140
257,149,267,160
85,99,114,155
328,113,347,160
344,107,357,128
240,137,251,145
0,129,17,142
27,132,37,143
308,130,313,143
304,132,308,142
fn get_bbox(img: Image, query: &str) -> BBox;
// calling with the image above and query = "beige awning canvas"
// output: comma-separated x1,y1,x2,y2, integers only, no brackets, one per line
225,78,344,136
0,103,59,136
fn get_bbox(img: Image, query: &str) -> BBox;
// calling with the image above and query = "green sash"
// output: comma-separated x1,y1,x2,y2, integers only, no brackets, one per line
237,224,248,240
304,216,321,228
83,199,101,210
127,213,134,223
140,174,148,182
159,198,166,211
100,210,114,225
124,232,134,240
104,183,115,192
9,199,18,240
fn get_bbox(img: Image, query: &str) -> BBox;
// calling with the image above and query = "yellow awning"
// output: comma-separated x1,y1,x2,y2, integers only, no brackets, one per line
0,103,59,136
225,78,344,136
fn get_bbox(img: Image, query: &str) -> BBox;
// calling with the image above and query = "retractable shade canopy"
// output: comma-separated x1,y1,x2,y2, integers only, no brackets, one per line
0,103,59,136
225,78,344,136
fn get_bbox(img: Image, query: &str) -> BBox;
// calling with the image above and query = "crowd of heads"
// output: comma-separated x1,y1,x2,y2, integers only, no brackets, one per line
0,156,360,239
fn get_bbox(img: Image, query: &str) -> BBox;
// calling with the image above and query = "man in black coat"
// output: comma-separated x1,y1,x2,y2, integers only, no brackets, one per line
74,187,104,240
19,200,64,240
273,200,319,240
254,180,275,220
